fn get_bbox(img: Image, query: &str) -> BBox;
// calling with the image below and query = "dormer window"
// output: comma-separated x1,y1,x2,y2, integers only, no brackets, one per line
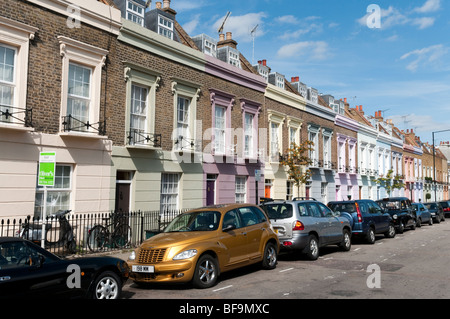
126,0,145,26
204,40,216,57
158,15,173,39
228,51,240,68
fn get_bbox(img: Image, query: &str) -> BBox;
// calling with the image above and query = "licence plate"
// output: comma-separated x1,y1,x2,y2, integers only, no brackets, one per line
132,265,155,273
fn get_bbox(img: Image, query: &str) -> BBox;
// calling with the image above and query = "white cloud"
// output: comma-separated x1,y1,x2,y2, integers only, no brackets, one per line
357,3,438,30
275,15,300,25
400,44,449,71
212,12,267,42
277,41,330,60
413,0,441,13
182,14,201,34
412,17,436,29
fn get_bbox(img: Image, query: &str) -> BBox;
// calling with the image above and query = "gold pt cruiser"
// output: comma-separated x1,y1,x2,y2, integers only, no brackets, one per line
128,204,279,288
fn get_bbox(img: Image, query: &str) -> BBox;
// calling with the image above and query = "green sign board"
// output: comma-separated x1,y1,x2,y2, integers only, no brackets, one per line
38,152,56,187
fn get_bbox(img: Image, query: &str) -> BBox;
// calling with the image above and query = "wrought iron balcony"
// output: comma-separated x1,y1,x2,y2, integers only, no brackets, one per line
174,136,200,152
62,115,106,135
127,129,161,148
0,105,33,127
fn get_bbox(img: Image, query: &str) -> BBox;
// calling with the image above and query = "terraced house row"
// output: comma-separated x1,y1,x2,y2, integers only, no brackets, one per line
1,0,448,219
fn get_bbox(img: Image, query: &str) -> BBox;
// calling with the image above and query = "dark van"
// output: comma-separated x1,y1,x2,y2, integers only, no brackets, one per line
376,197,416,233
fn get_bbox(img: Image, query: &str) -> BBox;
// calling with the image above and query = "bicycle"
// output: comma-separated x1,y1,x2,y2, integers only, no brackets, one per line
87,212,132,252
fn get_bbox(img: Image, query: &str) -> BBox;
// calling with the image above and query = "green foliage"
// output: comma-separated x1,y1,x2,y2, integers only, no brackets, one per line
375,169,405,196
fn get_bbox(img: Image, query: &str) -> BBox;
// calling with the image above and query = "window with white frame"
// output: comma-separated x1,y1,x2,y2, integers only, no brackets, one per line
308,125,320,166
244,113,254,157
214,105,226,154
59,36,108,134
158,15,174,39
270,122,280,162
124,63,160,147
160,173,179,212
34,165,72,219
228,50,240,68
129,83,148,138
126,0,145,26
67,63,91,130
235,176,247,203
0,44,15,121
176,96,190,145
323,129,333,169
0,17,37,125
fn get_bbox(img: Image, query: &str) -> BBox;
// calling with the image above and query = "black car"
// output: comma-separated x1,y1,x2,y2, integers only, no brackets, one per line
0,237,129,299
439,201,450,218
328,199,395,244
425,202,445,223
376,197,416,233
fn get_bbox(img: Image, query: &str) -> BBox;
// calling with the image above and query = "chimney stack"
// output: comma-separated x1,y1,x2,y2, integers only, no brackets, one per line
217,31,238,49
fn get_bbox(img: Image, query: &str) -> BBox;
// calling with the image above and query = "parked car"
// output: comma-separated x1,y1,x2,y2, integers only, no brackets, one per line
127,204,279,289
0,237,129,299
260,199,352,260
327,199,395,244
424,202,445,223
411,203,433,226
439,201,450,217
376,197,416,233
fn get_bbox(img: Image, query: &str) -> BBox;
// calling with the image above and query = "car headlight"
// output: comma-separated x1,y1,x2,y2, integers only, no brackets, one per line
173,249,197,260
393,214,398,220
128,250,136,261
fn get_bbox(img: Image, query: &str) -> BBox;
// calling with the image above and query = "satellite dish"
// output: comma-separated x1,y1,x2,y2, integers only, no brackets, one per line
218,11,231,34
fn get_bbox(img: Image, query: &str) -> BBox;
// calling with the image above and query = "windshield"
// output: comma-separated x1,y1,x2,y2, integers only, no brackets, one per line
378,200,404,211
328,203,357,213
262,203,293,219
164,211,221,232
425,203,437,209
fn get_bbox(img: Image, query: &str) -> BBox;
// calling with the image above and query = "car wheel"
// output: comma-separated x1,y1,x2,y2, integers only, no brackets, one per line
435,216,441,224
397,222,404,234
339,229,352,251
416,218,422,228
410,220,416,230
366,228,376,244
429,217,433,226
91,271,121,299
385,224,396,238
192,254,219,289
304,235,319,260
262,242,278,270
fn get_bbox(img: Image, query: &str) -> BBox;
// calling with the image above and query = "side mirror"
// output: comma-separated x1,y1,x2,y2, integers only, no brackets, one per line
222,224,236,232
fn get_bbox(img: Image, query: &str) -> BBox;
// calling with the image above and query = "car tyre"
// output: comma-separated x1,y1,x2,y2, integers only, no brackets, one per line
366,228,376,244
91,271,121,299
304,235,319,261
397,222,404,234
429,217,433,226
339,229,352,251
192,254,219,289
416,218,422,228
262,242,278,270
384,224,396,238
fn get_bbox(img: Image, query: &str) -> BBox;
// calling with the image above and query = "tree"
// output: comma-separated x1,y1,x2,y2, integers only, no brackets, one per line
375,169,405,197
280,140,314,198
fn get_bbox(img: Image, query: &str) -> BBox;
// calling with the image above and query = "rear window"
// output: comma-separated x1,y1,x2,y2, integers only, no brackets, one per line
262,203,293,219
440,202,449,208
425,203,437,209
328,203,357,214
378,200,405,210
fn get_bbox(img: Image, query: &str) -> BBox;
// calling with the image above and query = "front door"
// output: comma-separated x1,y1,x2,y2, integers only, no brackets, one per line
206,180,215,206
115,183,130,213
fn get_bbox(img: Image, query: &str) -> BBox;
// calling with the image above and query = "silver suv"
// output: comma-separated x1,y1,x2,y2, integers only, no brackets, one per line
261,199,352,260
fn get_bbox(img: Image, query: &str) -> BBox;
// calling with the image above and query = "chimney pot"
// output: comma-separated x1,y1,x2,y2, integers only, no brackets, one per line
262,59,267,66
163,0,170,8
226,32,232,40
156,2,162,9
219,33,225,41
344,98,347,103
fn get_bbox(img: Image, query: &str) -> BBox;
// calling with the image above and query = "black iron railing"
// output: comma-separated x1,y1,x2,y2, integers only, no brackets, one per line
0,105,33,127
127,129,162,148
62,115,106,135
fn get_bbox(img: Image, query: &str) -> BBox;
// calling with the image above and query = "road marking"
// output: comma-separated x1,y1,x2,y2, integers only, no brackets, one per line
353,248,361,251
213,285,233,292
279,267,294,273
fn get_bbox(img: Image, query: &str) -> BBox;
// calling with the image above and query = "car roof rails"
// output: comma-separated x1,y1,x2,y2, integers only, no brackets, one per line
293,197,317,201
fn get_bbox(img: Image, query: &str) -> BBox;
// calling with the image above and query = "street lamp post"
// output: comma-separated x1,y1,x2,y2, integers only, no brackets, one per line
432,129,450,201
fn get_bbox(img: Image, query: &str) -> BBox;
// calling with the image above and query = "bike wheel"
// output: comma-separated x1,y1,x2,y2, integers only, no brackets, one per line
88,225,108,252
112,224,132,249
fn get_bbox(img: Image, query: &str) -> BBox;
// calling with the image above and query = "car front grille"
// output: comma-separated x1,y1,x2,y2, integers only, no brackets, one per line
138,248,167,264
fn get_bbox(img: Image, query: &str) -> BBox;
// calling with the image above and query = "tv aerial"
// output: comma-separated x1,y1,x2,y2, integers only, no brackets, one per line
251,24,259,64
218,11,231,34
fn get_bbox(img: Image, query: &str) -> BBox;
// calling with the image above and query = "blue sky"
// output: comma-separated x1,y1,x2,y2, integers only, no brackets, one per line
170,0,450,144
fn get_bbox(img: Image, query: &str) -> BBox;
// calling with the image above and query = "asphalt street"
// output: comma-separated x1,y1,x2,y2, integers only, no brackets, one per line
116,219,450,300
